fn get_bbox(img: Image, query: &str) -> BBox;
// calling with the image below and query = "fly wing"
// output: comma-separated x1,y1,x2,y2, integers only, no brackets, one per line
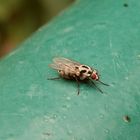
53,57,81,66
49,57,81,73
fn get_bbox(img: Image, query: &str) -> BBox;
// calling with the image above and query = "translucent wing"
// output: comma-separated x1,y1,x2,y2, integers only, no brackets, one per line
49,57,81,72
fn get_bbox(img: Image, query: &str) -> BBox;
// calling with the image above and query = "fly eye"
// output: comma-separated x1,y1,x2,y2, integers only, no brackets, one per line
80,70,87,73
88,71,92,74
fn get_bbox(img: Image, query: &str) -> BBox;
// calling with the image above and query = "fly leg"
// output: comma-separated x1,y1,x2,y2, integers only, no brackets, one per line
98,80,109,86
75,76,80,95
47,77,61,80
89,80,103,94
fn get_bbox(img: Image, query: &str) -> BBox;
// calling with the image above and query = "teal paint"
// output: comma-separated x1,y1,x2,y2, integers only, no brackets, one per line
0,0,140,139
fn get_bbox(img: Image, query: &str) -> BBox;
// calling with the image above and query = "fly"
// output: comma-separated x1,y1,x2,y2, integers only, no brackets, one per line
48,57,109,95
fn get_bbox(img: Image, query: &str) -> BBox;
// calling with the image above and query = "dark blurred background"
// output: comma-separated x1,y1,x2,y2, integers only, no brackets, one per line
0,0,74,58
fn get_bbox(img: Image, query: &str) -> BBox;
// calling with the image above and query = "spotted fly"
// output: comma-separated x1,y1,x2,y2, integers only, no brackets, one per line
48,57,109,95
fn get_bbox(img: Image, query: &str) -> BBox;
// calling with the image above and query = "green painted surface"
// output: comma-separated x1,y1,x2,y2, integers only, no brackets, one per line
0,0,140,139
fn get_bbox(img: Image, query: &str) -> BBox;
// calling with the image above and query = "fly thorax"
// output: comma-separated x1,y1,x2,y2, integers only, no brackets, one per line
79,65,92,80
75,66,80,76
